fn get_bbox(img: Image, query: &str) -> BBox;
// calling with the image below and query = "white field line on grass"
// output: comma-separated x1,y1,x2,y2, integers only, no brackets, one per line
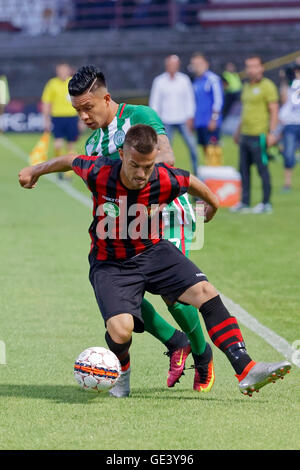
2,134,298,367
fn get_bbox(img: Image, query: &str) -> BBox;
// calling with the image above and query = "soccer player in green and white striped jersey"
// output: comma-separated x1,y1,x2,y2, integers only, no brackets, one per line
68,66,214,396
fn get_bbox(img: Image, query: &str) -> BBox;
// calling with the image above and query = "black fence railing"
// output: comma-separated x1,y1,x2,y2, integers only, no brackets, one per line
69,1,209,29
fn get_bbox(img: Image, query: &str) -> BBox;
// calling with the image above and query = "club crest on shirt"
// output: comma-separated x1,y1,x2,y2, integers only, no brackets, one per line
103,202,120,218
113,129,126,147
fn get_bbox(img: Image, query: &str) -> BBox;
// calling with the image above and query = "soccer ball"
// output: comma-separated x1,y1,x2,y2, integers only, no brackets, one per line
74,347,121,392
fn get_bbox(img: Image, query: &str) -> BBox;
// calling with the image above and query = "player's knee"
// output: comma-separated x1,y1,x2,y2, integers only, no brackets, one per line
196,281,218,306
106,313,134,343
201,281,217,296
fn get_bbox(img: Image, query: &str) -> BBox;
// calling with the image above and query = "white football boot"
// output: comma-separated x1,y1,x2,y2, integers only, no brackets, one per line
109,368,131,398
239,361,291,397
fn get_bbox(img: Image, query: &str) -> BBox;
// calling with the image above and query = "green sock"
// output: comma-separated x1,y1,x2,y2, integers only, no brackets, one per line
141,298,176,344
168,303,206,355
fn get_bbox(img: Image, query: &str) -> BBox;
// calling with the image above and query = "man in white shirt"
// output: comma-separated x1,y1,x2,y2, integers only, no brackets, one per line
149,55,199,174
279,64,300,191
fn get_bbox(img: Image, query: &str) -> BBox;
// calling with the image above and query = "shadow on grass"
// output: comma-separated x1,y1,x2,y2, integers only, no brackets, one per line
0,383,110,404
130,387,269,404
0,384,269,404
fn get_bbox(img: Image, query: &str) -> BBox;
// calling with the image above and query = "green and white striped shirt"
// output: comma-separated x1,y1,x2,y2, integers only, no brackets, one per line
85,103,166,159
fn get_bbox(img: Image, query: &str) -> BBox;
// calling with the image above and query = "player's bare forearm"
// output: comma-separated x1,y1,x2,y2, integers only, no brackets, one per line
268,102,279,133
156,134,175,166
234,121,241,144
19,154,77,189
41,102,52,132
188,174,219,222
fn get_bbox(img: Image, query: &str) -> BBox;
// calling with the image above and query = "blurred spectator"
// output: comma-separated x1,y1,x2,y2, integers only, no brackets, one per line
189,52,224,165
279,64,300,192
279,55,300,90
222,62,242,120
0,73,10,133
232,56,279,214
149,54,199,174
41,63,79,179
1,0,72,36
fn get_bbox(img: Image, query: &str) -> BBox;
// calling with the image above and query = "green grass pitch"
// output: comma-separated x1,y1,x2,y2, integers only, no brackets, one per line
0,131,299,450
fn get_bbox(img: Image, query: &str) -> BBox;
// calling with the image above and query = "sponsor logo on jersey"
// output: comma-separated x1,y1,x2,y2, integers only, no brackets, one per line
102,195,123,203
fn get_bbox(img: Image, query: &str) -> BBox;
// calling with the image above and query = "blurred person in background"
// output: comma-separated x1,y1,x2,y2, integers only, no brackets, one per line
189,53,224,165
0,72,10,133
279,55,300,91
41,62,79,179
222,61,242,120
279,64,300,192
149,54,199,174
232,56,279,214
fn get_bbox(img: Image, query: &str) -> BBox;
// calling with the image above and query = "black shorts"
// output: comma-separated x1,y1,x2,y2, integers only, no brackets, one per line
89,240,208,333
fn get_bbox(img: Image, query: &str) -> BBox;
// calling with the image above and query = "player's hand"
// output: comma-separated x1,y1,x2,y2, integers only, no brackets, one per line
207,119,217,132
18,166,39,189
186,118,194,133
204,203,217,223
266,133,277,148
233,130,240,145
43,116,52,133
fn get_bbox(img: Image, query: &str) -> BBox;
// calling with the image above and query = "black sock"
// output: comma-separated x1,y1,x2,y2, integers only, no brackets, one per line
192,342,211,366
199,295,253,375
165,330,189,353
105,332,132,372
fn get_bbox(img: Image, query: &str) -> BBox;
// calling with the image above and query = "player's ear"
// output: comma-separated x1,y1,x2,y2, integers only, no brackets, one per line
104,92,111,105
118,148,124,160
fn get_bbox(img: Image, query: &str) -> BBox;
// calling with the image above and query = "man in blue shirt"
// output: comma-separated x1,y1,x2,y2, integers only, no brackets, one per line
190,53,224,163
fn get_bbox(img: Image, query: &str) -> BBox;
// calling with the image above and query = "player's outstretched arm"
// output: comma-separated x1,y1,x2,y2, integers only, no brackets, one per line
18,154,77,189
188,174,219,223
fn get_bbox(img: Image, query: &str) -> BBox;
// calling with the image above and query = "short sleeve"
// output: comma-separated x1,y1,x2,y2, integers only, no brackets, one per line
41,80,53,104
131,105,166,135
72,155,98,182
161,163,190,197
265,80,279,103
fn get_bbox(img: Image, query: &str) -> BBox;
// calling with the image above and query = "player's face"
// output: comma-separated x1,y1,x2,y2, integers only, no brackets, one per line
245,58,264,82
56,64,71,81
165,56,180,75
71,88,111,129
119,146,157,190
190,56,208,77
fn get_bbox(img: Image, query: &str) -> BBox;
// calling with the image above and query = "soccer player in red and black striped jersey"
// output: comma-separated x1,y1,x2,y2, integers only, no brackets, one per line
19,124,291,397
69,65,211,394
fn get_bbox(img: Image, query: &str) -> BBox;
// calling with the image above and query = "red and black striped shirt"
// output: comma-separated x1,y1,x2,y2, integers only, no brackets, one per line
72,156,190,261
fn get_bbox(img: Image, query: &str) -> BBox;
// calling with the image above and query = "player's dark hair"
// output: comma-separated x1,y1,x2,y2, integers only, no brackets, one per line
68,65,106,96
191,52,208,62
124,124,158,154
245,55,263,64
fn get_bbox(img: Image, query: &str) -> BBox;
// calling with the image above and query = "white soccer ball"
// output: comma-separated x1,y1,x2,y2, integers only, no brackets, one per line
74,347,121,392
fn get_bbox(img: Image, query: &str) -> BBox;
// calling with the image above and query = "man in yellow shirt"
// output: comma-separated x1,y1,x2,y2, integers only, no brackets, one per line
233,56,279,214
41,63,79,177
222,62,242,120
0,73,10,133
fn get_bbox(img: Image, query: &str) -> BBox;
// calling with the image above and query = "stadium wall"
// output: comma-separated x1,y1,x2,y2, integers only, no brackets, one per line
1,23,300,101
